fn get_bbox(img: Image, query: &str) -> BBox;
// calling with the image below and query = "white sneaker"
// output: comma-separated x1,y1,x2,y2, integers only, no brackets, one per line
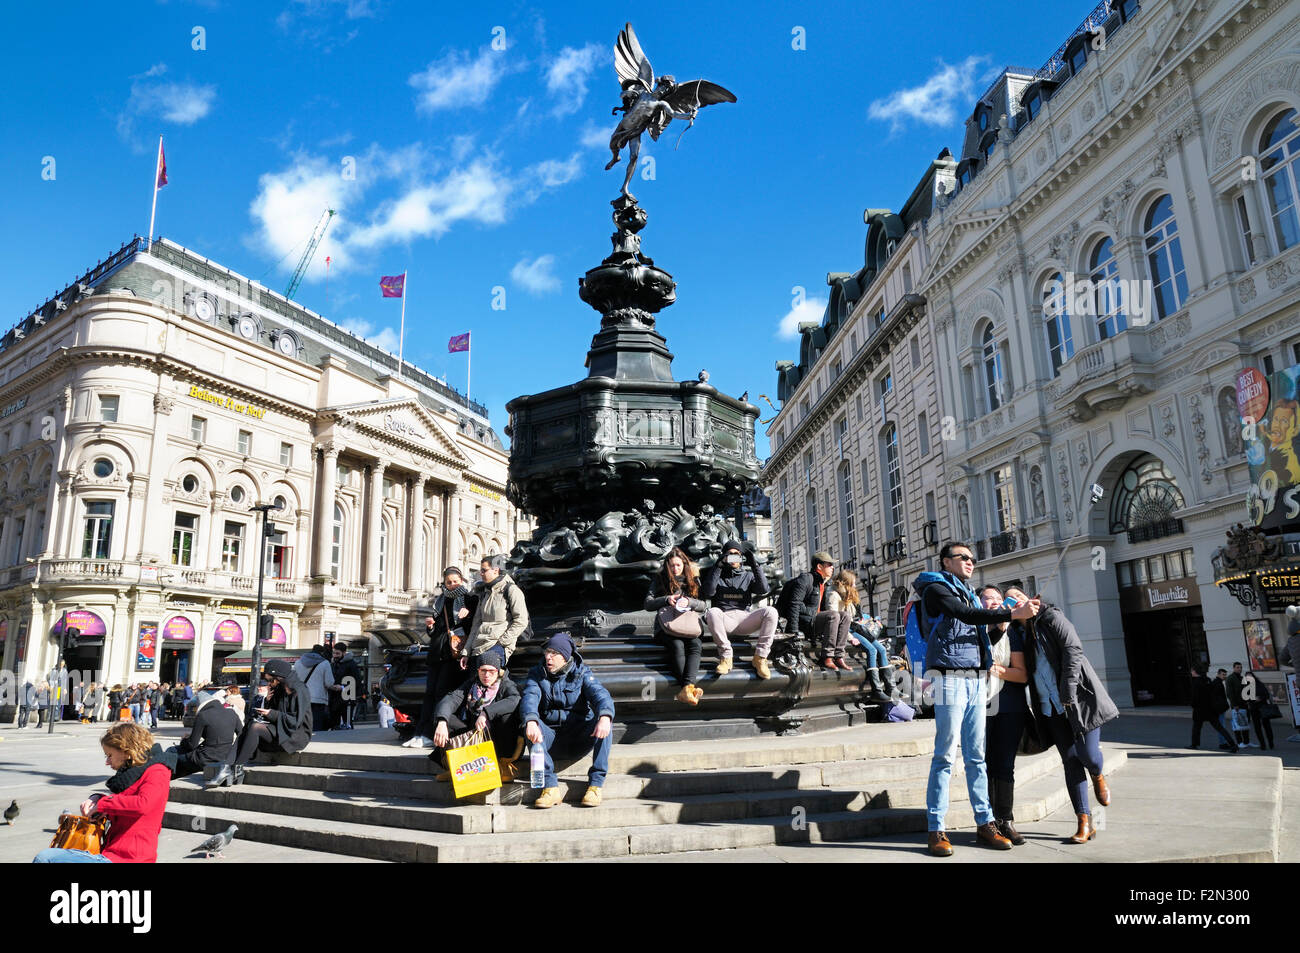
1248,742,1261,748
402,735,431,749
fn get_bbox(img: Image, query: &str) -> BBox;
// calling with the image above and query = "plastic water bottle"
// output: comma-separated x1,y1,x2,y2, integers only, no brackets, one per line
530,740,546,788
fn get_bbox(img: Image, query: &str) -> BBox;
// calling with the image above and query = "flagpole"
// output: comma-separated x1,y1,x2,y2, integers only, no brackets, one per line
147,136,162,251
467,332,471,406
397,270,407,374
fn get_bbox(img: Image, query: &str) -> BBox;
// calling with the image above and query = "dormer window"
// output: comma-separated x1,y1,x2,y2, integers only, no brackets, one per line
983,136,997,162
1068,42,1088,75
978,110,989,132
1025,91,1042,121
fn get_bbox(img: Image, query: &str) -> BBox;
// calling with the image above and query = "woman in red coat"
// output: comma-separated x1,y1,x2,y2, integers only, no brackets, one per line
33,723,175,863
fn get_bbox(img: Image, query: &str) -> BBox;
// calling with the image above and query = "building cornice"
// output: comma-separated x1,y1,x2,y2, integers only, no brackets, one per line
763,293,927,480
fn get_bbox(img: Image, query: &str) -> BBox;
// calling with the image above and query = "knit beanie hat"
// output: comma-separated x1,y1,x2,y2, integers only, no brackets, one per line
543,632,575,662
477,645,506,671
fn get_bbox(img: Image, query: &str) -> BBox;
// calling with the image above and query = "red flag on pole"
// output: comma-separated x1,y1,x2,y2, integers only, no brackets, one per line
157,140,168,188
448,332,470,353
379,274,405,297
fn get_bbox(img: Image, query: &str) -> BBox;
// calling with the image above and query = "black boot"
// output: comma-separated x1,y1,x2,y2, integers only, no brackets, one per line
990,779,1025,845
867,666,892,703
876,666,897,702
205,764,233,788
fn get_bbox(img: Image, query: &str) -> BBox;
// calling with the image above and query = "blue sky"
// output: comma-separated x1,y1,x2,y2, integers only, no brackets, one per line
1,0,1097,456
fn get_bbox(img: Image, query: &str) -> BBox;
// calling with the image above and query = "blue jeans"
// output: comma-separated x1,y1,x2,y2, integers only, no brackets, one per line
849,632,888,667
927,673,993,831
536,718,612,788
33,848,112,863
130,703,141,724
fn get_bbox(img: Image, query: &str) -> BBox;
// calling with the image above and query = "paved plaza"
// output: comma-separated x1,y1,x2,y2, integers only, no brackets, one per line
2,711,1295,863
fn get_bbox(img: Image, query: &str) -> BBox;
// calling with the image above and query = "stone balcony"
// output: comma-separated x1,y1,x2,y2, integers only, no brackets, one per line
17,558,424,613
1044,322,1168,422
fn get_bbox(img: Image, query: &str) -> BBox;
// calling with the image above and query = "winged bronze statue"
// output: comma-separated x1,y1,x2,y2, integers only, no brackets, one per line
603,23,736,199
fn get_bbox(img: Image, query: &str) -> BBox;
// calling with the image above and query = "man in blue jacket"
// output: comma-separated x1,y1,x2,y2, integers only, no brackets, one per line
913,541,1039,856
521,632,615,809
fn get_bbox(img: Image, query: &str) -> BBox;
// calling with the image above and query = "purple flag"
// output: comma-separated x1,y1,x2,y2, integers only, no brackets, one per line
448,332,470,353
379,274,405,298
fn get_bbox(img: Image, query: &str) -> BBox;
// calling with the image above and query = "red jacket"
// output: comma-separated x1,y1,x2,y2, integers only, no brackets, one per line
95,763,171,863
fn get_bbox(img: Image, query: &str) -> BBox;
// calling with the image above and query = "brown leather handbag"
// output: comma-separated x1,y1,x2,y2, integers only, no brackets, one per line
49,813,110,855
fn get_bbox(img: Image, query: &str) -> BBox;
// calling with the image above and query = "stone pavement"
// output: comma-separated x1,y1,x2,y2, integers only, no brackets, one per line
612,710,1300,863
0,710,1294,863
0,720,379,863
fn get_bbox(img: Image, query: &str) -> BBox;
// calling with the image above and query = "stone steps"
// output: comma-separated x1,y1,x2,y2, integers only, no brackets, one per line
163,752,1125,862
161,717,1129,862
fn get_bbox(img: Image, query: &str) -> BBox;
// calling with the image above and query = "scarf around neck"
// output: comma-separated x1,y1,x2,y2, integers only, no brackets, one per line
106,744,177,793
470,680,501,706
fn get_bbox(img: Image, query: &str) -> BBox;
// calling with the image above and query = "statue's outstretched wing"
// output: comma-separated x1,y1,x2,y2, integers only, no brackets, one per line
615,23,654,92
663,80,737,113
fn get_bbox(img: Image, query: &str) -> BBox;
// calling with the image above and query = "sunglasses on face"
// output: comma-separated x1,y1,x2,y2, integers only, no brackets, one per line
950,553,975,563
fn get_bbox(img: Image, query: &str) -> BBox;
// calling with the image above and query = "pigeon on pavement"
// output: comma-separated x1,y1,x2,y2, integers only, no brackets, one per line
193,824,238,859
3,800,17,825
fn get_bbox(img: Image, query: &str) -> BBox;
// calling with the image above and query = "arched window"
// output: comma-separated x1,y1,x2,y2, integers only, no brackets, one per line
880,425,904,540
330,504,345,580
1089,237,1126,339
1042,272,1074,376
838,461,856,563
1110,454,1186,539
1261,108,1300,252
1144,195,1188,319
805,489,819,553
781,511,792,578
982,325,1006,411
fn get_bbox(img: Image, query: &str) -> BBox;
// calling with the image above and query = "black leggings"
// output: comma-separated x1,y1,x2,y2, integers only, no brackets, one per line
416,660,464,738
235,722,286,765
658,632,701,686
985,710,1025,783
1249,707,1275,748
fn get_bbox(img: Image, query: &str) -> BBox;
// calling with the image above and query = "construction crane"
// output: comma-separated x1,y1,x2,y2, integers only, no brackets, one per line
284,207,335,301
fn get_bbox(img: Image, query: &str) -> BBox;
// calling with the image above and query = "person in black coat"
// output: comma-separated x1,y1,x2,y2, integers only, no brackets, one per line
1010,588,1117,845
777,552,836,640
429,646,524,780
172,690,243,785
231,659,312,776
1190,669,1239,752
405,567,475,748
330,643,364,730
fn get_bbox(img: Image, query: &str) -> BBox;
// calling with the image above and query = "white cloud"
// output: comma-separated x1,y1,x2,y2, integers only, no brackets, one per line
545,43,606,116
338,317,400,353
580,121,614,151
118,69,217,144
511,254,561,294
410,48,504,112
248,154,358,276
867,56,987,132
777,297,828,339
528,153,582,188
347,159,511,247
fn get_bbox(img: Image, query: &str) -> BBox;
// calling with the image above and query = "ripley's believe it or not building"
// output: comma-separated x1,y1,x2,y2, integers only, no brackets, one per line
0,236,531,706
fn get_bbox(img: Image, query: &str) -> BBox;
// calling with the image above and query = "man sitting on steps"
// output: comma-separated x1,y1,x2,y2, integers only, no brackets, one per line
521,632,615,809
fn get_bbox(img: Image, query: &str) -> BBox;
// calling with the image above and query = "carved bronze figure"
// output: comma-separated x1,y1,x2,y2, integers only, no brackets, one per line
604,23,736,198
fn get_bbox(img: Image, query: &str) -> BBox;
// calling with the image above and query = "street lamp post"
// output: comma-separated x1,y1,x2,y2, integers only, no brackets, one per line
861,546,878,620
248,501,281,704
48,609,67,735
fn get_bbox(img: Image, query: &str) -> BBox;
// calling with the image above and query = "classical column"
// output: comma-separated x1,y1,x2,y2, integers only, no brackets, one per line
440,488,454,570
405,475,429,592
364,462,386,586
313,443,341,578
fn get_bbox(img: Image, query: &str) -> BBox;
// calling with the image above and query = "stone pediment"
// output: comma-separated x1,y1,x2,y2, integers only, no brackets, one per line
324,398,472,467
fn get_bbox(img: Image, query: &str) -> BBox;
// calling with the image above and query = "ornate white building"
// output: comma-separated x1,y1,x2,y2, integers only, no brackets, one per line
766,0,1299,707
0,237,530,699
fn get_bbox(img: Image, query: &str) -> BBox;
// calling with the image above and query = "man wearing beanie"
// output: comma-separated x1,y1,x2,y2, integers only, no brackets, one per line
701,540,778,679
521,632,616,808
